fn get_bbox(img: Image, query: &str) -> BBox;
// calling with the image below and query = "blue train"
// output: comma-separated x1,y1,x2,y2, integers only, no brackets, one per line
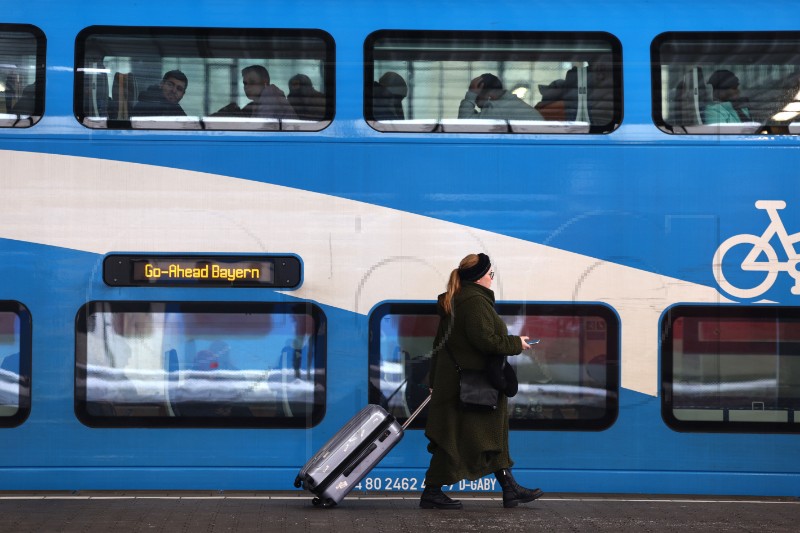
1,0,798,496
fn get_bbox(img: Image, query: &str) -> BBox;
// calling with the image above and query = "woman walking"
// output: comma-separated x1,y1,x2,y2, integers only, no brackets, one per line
421,253,543,509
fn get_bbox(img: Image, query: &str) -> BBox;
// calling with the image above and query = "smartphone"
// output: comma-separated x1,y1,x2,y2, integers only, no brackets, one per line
526,338,541,345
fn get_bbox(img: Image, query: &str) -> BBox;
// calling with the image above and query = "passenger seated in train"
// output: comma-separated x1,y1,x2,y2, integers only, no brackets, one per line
3,72,22,113
215,65,297,120
372,71,407,121
10,83,36,116
458,73,544,120
287,74,326,121
704,69,751,124
131,70,188,117
534,79,568,121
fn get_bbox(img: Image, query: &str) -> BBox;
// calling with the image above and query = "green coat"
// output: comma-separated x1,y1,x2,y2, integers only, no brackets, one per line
424,282,523,486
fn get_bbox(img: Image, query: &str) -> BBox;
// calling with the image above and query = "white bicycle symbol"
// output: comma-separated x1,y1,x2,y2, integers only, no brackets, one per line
712,200,800,299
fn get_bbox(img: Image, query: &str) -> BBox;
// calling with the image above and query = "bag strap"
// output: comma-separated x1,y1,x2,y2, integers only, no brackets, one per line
443,342,463,373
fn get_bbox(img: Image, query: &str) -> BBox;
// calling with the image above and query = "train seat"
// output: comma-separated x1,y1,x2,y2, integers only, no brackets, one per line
109,72,139,120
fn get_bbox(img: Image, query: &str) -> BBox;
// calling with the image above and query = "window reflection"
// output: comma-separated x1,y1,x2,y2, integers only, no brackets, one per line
0,312,22,416
76,302,326,428
663,306,800,431
368,303,618,430
0,303,30,426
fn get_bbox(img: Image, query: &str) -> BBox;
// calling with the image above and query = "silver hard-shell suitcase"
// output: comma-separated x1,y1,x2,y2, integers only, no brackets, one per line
294,394,431,507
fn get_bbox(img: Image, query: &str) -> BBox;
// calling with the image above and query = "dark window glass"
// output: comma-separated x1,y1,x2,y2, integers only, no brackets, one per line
365,31,622,134
75,26,334,131
0,24,45,127
369,302,619,430
75,301,326,428
0,301,32,427
662,306,800,433
652,32,800,135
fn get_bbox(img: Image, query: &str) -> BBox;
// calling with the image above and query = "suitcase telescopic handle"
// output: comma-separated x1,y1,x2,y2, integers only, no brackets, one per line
401,393,432,430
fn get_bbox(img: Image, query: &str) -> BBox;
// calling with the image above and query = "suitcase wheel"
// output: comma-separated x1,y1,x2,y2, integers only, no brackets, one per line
293,475,303,488
312,497,337,508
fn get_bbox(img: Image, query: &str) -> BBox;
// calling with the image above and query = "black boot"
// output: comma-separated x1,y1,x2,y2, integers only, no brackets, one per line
494,469,543,508
419,485,463,509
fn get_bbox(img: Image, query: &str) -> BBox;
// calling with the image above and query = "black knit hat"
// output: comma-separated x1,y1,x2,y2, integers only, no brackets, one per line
458,253,491,282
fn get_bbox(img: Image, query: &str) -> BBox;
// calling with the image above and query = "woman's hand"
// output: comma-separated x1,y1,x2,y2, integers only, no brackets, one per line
520,336,531,350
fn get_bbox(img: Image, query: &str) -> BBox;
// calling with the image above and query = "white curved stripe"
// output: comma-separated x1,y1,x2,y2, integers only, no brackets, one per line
0,150,728,396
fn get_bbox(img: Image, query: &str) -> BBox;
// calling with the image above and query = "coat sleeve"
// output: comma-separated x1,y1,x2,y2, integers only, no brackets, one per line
462,298,522,357
458,90,479,118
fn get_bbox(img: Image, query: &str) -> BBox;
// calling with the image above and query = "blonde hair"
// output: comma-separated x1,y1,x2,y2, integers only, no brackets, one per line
442,254,479,315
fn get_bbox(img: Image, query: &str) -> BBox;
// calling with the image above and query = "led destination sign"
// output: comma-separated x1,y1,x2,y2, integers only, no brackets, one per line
103,254,302,288
139,261,266,283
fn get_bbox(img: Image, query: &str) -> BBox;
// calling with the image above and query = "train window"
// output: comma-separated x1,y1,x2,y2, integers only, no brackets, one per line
652,32,800,135
0,301,31,428
75,27,334,131
662,306,800,433
75,301,326,428
0,24,45,128
369,302,619,430
365,31,622,134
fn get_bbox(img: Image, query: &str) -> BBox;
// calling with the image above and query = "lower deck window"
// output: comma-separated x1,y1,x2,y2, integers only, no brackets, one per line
662,305,800,432
75,301,326,428
0,301,31,427
369,302,619,430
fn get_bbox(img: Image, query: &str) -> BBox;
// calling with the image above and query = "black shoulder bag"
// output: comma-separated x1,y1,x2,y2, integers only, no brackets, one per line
444,344,498,412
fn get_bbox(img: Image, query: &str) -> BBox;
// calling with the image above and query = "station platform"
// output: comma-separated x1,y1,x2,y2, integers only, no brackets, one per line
1,491,798,532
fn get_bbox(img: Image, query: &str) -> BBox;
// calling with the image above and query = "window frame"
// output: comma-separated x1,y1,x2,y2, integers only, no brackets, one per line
0,23,46,128
368,301,620,431
74,25,335,131
364,29,624,135
661,304,800,433
0,300,32,428
75,300,327,429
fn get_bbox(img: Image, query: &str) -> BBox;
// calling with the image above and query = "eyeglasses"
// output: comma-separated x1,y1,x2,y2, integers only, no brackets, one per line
489,271,495,280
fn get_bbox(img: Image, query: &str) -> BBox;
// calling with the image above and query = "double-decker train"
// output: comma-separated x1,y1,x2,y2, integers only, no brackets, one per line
0,0,798,496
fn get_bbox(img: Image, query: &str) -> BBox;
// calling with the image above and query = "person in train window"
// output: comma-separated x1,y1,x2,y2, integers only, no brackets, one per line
287,74,326,121
131,70,188,117
704,69,751,124
534,79,568,121
372,71,407,121
420,253,543,510
458,73,544,121
215,65,297,120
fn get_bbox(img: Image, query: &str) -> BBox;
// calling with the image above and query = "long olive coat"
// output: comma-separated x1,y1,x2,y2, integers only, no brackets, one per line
424,282,523,486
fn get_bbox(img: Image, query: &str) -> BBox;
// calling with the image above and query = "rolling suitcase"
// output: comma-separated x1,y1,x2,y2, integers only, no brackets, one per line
294,394,431,507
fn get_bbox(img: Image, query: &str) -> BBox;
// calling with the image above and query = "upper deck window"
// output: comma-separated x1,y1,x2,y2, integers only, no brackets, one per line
365,31,622,134
652,32,800,135
75,26,334,131
0,24,45,128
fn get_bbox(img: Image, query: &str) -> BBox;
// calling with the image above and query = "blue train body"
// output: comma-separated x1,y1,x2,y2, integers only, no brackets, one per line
0,0,798,496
